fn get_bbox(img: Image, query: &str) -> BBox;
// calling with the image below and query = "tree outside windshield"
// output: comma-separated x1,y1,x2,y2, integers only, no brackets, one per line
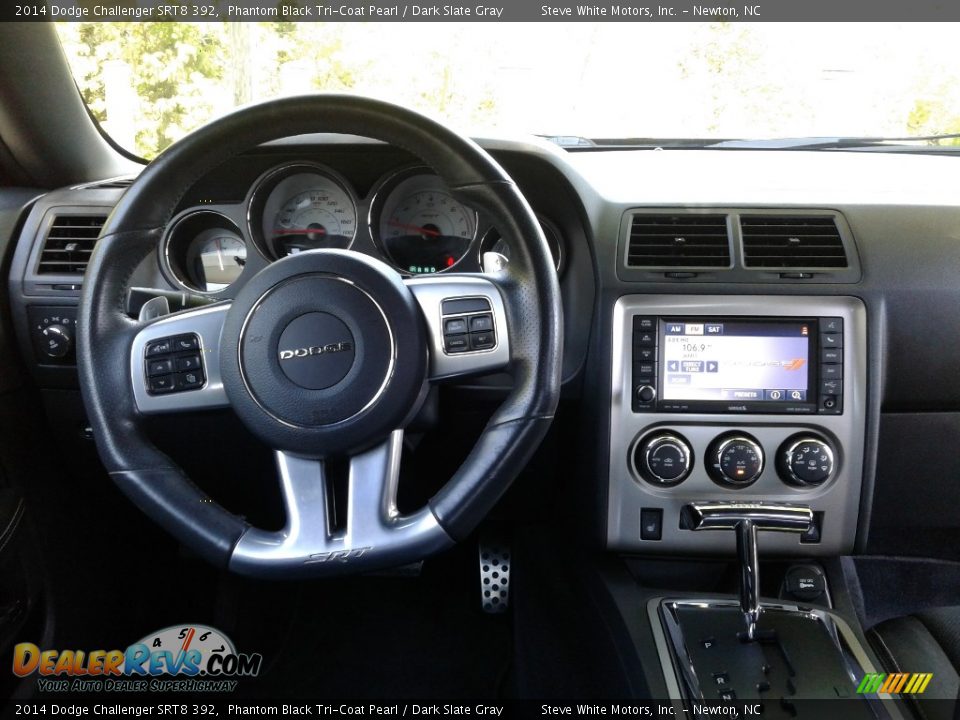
56,22,960,159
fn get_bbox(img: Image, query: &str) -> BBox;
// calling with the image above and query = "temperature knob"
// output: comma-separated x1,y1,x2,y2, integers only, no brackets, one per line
708,434,764,487
778,436,836,487
634,432,693,486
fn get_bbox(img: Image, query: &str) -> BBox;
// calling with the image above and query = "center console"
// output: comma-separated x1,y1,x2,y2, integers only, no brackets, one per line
608,295,867,555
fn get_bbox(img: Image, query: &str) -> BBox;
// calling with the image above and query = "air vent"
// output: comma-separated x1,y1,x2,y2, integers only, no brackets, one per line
37,215,107,275
741,215,848,268
626,214,731,268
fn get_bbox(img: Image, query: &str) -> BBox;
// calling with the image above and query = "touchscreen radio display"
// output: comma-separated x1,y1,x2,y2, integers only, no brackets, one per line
660,319,814,403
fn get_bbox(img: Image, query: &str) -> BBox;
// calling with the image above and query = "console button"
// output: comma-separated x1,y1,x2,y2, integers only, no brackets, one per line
444,317,467,335
821,348,842,364
820,379,842,396
444,335,470,353
634,347,656,363
147,358,174,376
148,374,176,394
634,331,656,347
821,317,843,333
636,362,655,376
633,316,656,331
640,508,663,541
821,364,842,379
467,314,492,333
821,333,843,349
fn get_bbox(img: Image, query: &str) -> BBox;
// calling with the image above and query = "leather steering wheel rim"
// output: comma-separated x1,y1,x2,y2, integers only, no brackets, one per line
77,95,563,578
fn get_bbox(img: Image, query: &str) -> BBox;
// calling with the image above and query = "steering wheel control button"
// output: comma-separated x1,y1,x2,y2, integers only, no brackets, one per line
469,314,494,332
441,297,490,315
148,358,174,376
470,332,495,350
176,370,205,390
444,335,470,353
175,354,202,371
441,298,497,355
148,375,176,393
444,317,468,334
777,436,836,487
173,334,200,351
143,333,206,395
634,432,693,486
640,508,663,541
146,338,173,356
707,434,765,488
276,312,356,390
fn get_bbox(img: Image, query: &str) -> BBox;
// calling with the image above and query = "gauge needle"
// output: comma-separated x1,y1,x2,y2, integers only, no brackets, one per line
387,221,441,237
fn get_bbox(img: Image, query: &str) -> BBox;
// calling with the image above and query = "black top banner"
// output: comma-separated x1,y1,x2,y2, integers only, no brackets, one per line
5,0,960,21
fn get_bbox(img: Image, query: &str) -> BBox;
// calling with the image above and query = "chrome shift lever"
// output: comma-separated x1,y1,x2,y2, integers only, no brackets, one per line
681,502,813,639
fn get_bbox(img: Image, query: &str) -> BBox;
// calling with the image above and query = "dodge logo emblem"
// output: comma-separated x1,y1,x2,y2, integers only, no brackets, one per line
279,342,353,361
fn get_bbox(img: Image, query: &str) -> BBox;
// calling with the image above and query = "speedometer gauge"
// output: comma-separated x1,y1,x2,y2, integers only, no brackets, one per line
249,163,358,260
372,170,477,274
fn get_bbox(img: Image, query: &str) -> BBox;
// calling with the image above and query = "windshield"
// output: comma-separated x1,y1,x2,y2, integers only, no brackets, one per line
56,22,960,159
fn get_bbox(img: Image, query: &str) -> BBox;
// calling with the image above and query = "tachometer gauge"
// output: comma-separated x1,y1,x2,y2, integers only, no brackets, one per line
372,170,477,274
249,163,358,259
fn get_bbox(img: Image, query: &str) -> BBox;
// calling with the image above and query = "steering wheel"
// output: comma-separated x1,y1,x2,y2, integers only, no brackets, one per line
77,96,562,579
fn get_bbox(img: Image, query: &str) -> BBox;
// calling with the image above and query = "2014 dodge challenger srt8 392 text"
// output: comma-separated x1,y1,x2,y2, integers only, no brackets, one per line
0,18,959,720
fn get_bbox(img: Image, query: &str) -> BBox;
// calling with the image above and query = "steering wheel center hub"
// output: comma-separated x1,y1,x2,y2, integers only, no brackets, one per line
276,312,356,389
220,249,429,456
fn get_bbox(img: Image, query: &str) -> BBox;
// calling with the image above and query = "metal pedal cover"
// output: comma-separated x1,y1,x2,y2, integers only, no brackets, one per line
479,540,511,614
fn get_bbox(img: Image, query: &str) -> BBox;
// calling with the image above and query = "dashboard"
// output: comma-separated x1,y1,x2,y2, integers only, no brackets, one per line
7,134,960,564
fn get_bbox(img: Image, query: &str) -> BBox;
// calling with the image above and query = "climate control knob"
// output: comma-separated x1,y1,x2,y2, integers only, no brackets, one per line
634,432,693,486
778,436,836,486
708,434,764,487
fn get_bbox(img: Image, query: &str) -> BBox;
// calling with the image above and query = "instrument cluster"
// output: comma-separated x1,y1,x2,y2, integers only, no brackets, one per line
159,161,564,296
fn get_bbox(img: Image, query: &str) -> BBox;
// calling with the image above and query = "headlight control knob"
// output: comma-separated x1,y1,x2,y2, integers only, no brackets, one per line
41,324,73,359
777,436,836,487
634,432,693,486
708,434,764,487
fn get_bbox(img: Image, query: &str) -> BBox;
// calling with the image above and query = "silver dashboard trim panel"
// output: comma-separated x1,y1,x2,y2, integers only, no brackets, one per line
608,295,867,556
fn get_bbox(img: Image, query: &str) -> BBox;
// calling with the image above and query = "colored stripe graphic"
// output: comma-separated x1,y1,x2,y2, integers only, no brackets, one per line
857,672,932,694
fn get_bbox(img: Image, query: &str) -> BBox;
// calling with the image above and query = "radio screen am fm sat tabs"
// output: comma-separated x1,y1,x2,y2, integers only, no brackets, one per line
631,316,843,415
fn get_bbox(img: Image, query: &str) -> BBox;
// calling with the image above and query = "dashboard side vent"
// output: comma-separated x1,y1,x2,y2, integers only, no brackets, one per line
741,215,848,268
37,214,107,275
626,214,731,268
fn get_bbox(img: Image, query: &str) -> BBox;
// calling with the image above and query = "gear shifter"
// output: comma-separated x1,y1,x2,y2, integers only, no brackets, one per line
681,502,813,639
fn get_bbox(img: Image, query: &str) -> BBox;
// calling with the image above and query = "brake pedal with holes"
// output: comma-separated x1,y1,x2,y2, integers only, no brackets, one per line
478,541,511,614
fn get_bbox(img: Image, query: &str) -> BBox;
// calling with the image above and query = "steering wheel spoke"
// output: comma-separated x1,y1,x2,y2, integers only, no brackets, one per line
130,301,232,414
405,274,511,381
229,430,453,578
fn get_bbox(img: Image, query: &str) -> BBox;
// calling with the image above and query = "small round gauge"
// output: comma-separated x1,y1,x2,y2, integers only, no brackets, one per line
250,163,358,259
372,170,477,274
187,229,247,292
163,211,247,294
478,217,564,274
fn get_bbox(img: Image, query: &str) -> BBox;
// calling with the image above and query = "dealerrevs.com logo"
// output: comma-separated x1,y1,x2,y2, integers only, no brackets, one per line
12,624,262,693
